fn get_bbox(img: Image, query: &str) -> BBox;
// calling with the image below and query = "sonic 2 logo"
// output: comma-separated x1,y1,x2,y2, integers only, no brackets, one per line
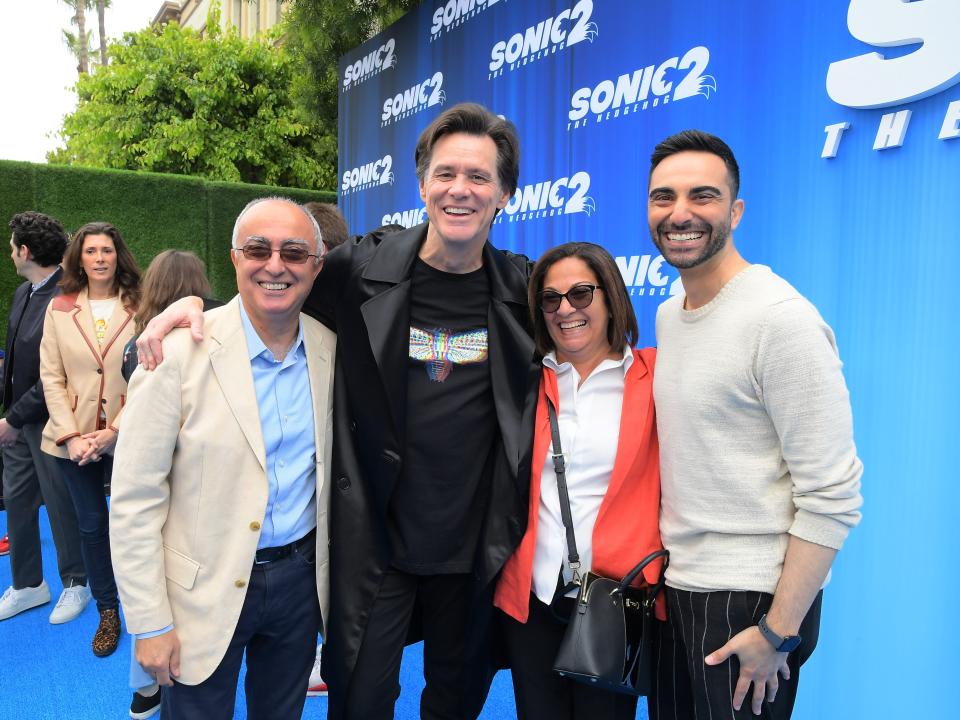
822,0,960,156
381,73,446,126
342,39,396,91
568,46,715,129
488,0,598,78
431,0,503,40
497,171,595,222
382,207,427,228
616,255,682,298
340,155,394,195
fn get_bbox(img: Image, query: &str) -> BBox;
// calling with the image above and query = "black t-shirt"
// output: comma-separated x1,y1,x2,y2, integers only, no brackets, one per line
388,258,497,574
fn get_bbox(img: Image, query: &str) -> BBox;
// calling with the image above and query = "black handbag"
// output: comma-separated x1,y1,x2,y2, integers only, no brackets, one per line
544,397,669,696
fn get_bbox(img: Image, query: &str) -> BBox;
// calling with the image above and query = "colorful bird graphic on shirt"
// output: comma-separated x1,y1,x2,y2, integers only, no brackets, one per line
408,326,488,382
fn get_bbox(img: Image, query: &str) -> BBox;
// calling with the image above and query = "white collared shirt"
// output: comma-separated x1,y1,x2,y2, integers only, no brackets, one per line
532,346,633,604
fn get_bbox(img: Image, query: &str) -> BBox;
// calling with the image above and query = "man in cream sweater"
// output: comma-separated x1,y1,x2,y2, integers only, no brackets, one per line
647,130,862,719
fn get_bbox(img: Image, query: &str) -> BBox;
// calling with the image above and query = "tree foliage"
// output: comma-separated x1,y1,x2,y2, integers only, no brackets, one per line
283,0,422,155
50,6,335,190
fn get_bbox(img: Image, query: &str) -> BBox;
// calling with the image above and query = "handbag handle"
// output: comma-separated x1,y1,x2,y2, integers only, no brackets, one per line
613,549,670,598
546,396,582,586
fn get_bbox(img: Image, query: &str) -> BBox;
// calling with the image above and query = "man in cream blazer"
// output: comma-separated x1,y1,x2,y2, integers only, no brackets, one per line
110,198,334,719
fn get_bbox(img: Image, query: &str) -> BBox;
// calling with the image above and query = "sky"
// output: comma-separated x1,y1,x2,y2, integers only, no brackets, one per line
0,0,161,163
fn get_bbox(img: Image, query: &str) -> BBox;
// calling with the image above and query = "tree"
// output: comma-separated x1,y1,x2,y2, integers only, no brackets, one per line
49,5,335,190
63,0,93,75
96,0,112,67
62,27,94,74
282,0,421,167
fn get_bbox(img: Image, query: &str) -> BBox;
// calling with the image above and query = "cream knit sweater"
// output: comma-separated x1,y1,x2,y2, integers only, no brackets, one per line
653,265,863,593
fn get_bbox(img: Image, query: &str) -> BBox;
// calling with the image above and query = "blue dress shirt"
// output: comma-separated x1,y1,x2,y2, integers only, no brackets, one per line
238,300,318,550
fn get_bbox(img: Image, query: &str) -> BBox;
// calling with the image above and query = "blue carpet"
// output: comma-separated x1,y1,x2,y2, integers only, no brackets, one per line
0,508,647,718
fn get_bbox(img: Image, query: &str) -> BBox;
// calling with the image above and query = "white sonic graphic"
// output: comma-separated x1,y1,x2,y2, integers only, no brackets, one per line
567,19,598,44
827,0,960,109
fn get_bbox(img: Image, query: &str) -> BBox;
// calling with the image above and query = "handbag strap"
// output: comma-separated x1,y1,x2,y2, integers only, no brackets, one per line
546,396,582,587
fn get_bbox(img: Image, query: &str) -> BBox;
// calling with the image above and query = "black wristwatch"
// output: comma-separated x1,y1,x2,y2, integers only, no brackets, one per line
757,614,802,652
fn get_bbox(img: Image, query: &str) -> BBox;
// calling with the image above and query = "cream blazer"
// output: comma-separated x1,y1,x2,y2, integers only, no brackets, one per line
40,288,135,458
109,297,335,685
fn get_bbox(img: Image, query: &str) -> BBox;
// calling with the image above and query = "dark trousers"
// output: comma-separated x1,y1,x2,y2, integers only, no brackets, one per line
161,537,321,720
55,455,118,612
4,423,85,589
650,588,822,720
344,568,475,720
501,595,639,720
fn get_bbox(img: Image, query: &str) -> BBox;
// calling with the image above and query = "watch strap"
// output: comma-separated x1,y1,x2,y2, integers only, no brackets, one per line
757,613,801,652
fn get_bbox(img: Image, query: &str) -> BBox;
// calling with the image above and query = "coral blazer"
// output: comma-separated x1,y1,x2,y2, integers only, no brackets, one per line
495,346,665,622
40,288,135,458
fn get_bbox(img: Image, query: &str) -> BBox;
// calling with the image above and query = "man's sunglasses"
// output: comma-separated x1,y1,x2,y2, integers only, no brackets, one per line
235,244,320,265
538,284,603,313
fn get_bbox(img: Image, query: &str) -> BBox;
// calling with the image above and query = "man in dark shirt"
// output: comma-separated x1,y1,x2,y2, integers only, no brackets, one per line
0,212,87,624
137,104,539,720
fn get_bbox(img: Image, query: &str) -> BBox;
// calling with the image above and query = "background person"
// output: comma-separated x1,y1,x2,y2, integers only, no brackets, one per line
0,211,88,624
119,248,214,720
302,200,349,699
494,242,663,720
39,221,140,657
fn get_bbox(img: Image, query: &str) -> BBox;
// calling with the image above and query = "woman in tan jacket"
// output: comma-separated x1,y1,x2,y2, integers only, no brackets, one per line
40,221,140,657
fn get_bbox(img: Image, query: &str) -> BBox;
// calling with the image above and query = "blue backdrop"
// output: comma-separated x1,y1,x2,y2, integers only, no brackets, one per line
337,2,960,717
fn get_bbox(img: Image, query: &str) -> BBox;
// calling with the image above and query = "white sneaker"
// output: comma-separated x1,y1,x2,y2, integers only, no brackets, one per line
49,583,92,624
0,580,51,621
307,644,327,696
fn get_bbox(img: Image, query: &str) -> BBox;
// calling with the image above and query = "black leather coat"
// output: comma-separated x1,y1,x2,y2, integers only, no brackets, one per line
303,223,540,717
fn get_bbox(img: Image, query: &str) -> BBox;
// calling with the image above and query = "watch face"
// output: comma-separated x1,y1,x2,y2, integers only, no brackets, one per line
779,635,802,653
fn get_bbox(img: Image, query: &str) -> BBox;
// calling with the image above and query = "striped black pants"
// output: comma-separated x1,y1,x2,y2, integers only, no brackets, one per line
649,588,822,720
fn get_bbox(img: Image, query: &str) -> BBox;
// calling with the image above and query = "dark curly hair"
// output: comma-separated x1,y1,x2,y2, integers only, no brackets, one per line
60,222,141,311
8,211,68,267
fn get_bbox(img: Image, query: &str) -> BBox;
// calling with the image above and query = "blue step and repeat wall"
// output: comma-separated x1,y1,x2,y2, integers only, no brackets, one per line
337,1,959,717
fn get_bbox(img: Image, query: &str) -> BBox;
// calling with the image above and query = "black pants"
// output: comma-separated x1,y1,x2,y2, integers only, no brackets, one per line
650,588,822,720
4,423,85,590
501,594,639,720
344,568,476,720
161,536,321,720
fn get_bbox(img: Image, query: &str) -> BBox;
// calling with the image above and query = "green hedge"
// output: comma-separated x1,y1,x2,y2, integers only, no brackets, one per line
0,161,335,344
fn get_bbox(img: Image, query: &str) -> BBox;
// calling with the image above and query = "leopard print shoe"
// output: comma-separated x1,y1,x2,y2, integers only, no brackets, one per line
92,607,121,657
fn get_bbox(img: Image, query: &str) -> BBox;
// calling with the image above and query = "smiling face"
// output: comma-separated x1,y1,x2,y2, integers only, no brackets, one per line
541,257,613,373
419,132,511,255
647,151,744,271
231,200,323,331
80,233,118,292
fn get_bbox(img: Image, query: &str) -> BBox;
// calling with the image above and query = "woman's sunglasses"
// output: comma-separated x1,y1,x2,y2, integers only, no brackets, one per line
538,284,603,313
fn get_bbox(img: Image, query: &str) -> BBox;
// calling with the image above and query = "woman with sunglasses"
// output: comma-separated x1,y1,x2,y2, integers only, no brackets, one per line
494,242,664,720
40,221,140,658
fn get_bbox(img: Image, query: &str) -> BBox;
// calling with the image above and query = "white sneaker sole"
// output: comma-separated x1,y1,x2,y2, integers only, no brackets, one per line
129,703,161,720
0,595,50,621
49,604,89,624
